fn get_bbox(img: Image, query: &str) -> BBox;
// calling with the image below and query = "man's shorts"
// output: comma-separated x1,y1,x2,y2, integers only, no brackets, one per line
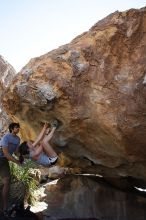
0,157,10,178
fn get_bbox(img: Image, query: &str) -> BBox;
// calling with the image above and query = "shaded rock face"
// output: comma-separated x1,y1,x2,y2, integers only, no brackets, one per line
2,8,146,182
0,56,16,135
44,175,146,220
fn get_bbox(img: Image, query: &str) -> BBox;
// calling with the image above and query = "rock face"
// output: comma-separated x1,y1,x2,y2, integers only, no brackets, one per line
0,56,16,135
44,175,146,220
0,55,16,89
2,8,146,184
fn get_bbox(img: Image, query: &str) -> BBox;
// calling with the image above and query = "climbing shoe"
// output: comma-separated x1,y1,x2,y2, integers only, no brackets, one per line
51,119,62,129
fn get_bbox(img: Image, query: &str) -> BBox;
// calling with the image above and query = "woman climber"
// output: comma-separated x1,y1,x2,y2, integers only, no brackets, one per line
19,120,59,166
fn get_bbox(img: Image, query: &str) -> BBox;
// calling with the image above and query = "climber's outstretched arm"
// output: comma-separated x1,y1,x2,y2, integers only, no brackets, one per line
33,123,48,147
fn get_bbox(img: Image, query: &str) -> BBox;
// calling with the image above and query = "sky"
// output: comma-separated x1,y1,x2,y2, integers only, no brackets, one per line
0,0,146,72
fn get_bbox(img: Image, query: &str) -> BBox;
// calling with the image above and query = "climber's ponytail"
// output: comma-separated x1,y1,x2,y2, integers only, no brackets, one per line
18,141,29,164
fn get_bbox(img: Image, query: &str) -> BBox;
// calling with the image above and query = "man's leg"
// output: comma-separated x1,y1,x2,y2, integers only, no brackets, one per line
0,159,11,211
2,176,10,211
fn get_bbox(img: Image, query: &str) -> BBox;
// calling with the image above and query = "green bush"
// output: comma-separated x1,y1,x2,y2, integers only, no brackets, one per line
10,160,38,205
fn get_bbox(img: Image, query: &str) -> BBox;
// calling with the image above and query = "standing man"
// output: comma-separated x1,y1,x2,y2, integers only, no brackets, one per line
0,122,21,214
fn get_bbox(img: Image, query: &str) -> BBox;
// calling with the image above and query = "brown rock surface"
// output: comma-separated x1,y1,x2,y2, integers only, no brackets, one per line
43,175,146,220
2,8,146,183
0,55,16,90
0,56,16,135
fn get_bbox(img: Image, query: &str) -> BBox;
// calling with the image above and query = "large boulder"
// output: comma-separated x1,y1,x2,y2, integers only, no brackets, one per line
2,8,146,183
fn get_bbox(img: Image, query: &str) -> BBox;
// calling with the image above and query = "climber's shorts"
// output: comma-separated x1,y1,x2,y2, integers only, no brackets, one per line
0,157,10,178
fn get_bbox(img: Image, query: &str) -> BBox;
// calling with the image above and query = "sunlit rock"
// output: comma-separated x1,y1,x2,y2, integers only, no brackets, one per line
2,8,146,185
0,56,16,135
